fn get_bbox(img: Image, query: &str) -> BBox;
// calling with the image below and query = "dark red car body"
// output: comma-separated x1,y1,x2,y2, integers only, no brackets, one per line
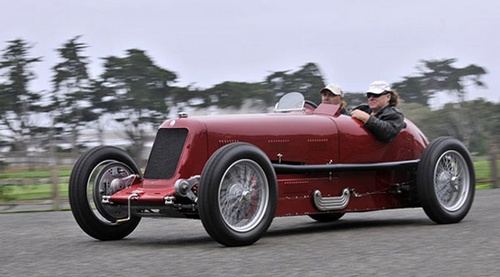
69,94,474,246
111,104,426,214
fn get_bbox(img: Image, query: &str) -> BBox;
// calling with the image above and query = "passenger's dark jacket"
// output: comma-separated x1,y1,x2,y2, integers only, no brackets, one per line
354,104,406,143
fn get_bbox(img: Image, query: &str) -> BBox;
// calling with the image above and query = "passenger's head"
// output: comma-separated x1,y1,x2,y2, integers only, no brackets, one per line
366,81,399,112
320,84,344,105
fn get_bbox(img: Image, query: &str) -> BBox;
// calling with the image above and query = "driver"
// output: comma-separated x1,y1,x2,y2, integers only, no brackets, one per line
320,84,349,115
351,81,406,143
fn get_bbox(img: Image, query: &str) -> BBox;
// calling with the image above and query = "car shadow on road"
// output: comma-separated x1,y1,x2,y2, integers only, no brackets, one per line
264,216,432,238
93,216,433,248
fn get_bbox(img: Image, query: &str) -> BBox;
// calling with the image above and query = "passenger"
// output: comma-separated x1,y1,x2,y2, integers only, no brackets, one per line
319,84,349,115
351,80,406,143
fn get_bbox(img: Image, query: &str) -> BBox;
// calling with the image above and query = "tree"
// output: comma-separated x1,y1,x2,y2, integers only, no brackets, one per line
421,59,486,147
95,49,177,160
417,59,486,103
407,98,496,155
264,63,326,104
0,39,42,152
392,59,487,149
399,102,432,128
392,76,430,106
343,93,366,110
202,81,268,109
394,59,487,107
51,36,97,152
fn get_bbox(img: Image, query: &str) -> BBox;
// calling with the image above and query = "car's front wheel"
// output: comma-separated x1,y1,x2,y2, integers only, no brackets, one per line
417,137,475,224
198,143,278,247
69,146,142,240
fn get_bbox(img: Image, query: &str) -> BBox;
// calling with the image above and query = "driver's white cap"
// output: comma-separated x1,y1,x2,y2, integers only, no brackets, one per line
320,84,344,97
367,81,392,94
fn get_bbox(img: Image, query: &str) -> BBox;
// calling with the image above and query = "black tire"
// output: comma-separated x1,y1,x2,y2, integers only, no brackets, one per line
308,213,345,222
198,143,278,247
417,137,475,224
69,146,142,240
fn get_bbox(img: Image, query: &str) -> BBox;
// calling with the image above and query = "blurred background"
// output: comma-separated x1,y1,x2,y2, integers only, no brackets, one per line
1,1,499,209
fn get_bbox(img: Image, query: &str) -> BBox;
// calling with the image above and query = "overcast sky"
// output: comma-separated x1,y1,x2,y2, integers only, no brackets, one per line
1,0,499,107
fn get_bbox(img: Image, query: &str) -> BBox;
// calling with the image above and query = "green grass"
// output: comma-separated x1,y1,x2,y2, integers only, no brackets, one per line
0,169,72,179
474,160,490,179
473,159,498,189
0,166,72,202
1,183,68,202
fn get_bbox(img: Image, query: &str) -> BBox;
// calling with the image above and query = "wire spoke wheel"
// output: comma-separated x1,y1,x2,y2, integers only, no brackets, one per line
219,159,269,232
198,143,277,247
433,150,470,212
417,137,475,224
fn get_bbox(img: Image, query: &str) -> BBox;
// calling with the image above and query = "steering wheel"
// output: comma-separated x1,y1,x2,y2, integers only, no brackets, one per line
304,100,318,109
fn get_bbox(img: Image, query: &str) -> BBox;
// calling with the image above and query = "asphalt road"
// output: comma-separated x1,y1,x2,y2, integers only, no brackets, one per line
1,189,499,277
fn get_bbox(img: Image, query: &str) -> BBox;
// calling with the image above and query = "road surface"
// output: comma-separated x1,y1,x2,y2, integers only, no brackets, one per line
1,189,499,276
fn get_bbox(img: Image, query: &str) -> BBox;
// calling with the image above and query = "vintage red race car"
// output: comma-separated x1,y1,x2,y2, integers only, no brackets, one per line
69,92,475,246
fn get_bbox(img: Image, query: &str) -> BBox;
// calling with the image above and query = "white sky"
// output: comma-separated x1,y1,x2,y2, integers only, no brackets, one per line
1,0,499,107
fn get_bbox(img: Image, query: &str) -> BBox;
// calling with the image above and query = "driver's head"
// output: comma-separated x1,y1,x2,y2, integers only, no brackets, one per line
320,84,344,105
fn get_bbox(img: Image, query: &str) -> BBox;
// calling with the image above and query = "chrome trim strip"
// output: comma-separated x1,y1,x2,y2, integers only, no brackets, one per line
273,159,419,174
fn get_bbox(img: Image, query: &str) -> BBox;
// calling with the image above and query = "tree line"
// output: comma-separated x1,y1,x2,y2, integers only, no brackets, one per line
0,36,496,163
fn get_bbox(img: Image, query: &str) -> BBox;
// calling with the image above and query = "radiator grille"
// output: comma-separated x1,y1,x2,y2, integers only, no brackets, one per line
144,128,188,179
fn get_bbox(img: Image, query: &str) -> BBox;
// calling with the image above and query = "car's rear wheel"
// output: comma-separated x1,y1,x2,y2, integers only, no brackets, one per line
417,137,475,224
198,143,278,247
69,146,142,240
308,213,345,222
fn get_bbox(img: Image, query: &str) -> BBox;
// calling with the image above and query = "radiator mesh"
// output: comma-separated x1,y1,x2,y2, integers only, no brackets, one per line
144,128,188,179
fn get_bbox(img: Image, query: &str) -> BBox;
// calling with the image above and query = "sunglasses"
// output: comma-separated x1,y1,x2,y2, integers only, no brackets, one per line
366,92,388,98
